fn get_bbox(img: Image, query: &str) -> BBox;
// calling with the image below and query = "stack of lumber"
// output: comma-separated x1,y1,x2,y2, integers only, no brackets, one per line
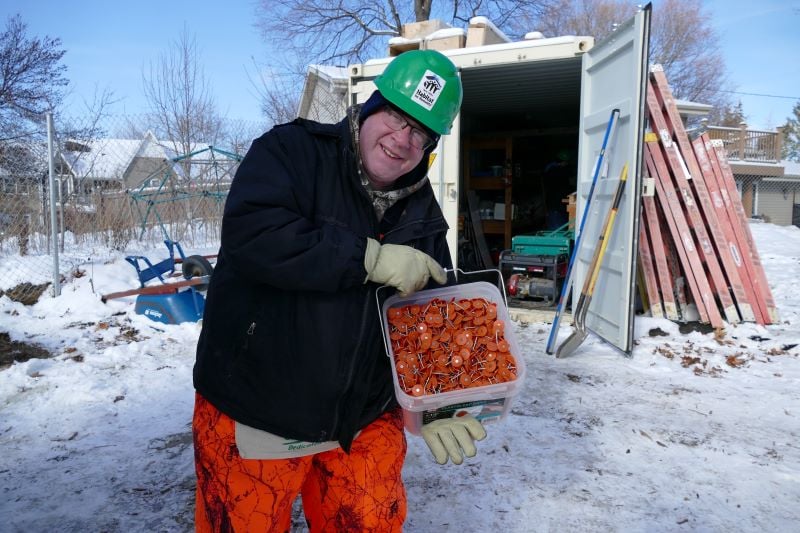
637,65,779,328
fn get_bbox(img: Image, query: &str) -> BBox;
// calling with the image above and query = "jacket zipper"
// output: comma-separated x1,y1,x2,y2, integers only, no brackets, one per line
227,321,256,379
329,183,378,440
243,321,256,351
329,287,372,439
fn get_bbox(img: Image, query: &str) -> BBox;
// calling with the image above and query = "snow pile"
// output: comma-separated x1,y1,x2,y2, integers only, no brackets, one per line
1,225,799,532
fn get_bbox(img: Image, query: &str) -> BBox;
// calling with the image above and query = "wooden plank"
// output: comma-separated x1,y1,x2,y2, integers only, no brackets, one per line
638,215,664,318
636,261,650,316
703,134,778,324
702,137,770,323
175,254,217,264
706,138,780,324
100,276,209,303
641,172,679,320
645,142,711,323
646,80,731,326
645,138,723,327
657,197,689,320
690,135,759,322
650,67,746,324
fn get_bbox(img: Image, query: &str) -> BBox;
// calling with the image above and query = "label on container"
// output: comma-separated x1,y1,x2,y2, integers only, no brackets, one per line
421,398,507,426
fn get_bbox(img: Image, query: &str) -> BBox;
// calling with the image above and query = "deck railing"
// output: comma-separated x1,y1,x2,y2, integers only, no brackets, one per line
702,121,784,163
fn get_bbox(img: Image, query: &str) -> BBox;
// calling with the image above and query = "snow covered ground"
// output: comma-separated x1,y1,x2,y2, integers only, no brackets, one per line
1,222,798,532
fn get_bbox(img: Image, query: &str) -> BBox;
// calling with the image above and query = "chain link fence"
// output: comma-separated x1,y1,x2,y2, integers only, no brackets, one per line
0,121,56,304
737,174,800,227
2,114,798,306
0,114,266,304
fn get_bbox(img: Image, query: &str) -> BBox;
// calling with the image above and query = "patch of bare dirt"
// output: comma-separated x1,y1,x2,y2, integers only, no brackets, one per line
0,331,52,370
0,282,50,306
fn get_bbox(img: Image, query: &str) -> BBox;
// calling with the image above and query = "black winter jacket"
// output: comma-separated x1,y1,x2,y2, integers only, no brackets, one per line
193,116,452,451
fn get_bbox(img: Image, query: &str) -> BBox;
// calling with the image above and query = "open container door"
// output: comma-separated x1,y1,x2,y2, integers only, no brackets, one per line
574,4,651,355
430,105,461,266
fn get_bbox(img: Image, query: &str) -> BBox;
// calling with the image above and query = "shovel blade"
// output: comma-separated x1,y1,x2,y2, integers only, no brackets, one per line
555,328,588,359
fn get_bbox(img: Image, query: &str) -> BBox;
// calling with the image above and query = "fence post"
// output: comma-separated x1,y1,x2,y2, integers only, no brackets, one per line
775,126,785,161
46,112,61,297
738,121,747,160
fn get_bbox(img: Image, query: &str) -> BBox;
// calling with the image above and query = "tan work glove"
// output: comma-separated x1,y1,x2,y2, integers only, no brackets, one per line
364,238,447,296
420,414,487,465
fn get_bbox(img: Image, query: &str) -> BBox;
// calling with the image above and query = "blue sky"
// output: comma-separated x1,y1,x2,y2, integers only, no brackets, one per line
704,0,800,129
4,0,266,122
4,0,799,128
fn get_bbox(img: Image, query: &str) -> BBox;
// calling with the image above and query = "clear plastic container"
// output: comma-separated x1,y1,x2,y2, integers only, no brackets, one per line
380,281,526,435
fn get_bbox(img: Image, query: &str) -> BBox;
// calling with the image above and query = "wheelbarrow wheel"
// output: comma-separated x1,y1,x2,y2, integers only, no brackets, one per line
182,255,214,290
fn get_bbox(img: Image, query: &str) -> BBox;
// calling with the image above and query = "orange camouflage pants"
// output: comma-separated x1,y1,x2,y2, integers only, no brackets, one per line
192,394,407,532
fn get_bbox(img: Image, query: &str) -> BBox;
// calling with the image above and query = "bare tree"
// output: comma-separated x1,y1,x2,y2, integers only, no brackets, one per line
511,0,632,39
647,0,730,118
246,55,304,127
255,1,554,65
257,1,406,64
142,26,223,161
0,13,68,139
0,15,122,253
251,1,553,125
521,0,732,120
223,118,265,157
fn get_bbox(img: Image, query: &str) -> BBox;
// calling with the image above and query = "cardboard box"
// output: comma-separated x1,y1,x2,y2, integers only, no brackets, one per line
563,192,577,229
400,19,450,39
423,34,466,52
494,203,516,220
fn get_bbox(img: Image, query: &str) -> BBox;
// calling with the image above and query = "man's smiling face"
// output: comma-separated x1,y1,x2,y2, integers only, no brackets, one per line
359,108,426,190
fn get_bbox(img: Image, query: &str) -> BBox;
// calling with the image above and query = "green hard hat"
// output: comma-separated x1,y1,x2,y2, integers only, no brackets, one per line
374,50,462,135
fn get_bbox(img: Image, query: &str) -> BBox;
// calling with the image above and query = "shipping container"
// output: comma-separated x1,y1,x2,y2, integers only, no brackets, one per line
302,6,652,354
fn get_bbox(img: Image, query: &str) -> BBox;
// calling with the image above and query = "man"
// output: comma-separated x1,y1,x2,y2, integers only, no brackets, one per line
192,50,486,532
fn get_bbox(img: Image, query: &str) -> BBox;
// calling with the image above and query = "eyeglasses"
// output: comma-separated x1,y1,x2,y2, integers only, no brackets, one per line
380,106,436,150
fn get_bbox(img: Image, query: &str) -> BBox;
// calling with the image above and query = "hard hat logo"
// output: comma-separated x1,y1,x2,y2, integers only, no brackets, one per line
412,71,445,111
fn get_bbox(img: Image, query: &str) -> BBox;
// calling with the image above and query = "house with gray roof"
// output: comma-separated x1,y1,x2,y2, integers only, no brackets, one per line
58,131,175,200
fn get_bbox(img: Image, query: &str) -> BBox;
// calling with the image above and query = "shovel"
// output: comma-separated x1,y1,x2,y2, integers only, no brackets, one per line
556,162,629,358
